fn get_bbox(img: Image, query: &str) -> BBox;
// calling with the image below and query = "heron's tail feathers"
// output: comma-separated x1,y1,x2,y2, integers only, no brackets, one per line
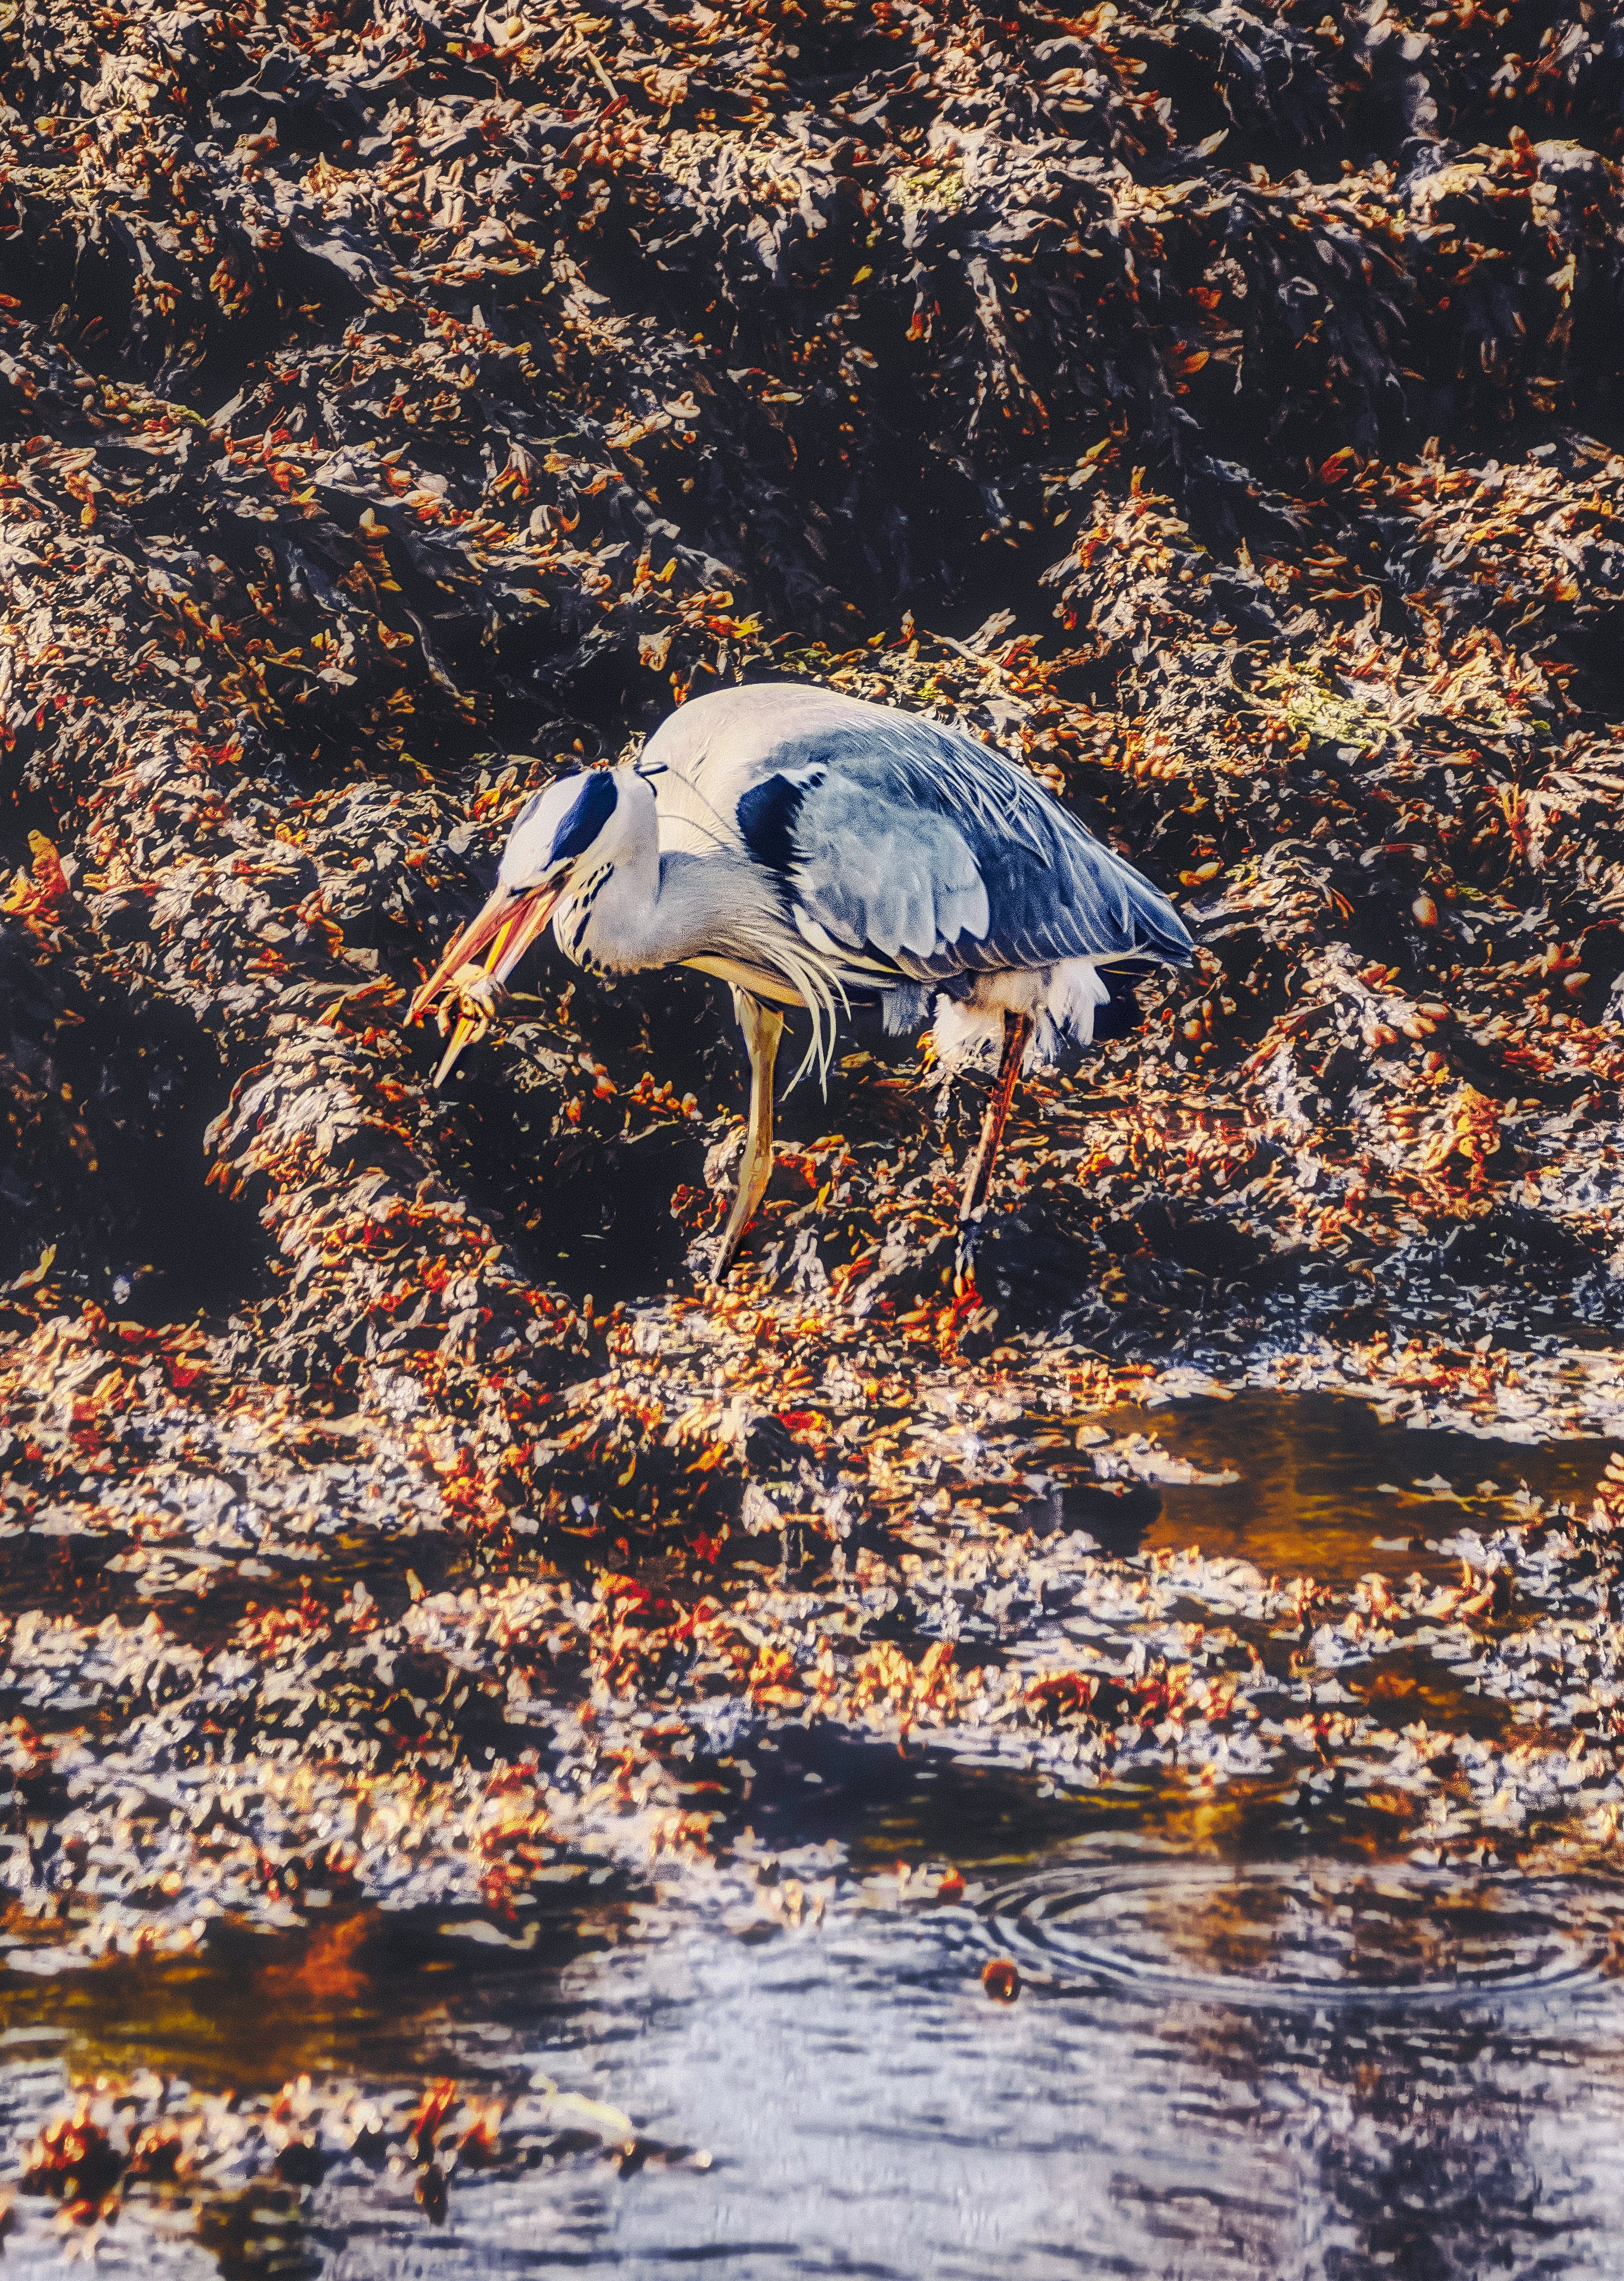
929,957,1113,1074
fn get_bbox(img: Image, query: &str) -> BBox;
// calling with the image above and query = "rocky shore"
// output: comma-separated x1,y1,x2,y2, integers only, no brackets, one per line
4,0,1624,2243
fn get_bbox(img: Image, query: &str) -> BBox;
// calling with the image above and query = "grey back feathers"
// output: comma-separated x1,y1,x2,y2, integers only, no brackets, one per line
637,681,1192,982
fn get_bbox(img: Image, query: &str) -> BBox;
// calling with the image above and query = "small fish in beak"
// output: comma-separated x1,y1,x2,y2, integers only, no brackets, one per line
409,882,560,1085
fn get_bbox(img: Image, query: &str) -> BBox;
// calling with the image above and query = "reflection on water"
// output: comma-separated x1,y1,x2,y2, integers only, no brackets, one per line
4,1391,1624,2276
494,1892,1624,2281
1113,1391,1618,1583
602,1873,1624,2281
4,1845,1624,2279
0,1896,634,2094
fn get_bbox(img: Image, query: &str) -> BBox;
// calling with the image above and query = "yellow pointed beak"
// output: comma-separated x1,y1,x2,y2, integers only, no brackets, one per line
407,881,560,1083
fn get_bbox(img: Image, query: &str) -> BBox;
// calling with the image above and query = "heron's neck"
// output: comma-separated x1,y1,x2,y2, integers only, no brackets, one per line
554,777,771,973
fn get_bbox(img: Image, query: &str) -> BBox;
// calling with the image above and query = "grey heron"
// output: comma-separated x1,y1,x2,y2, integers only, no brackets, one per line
408,682,1192,1275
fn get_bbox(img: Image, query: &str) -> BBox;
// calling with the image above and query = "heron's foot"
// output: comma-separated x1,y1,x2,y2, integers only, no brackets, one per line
712,1128,778,1280
712,1163,765,1280
954,1213,985,1284
435,964,510,1043
712,1223,749,1281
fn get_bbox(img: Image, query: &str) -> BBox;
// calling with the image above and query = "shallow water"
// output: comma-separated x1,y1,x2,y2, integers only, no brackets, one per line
1115,1390,1618,1583
4,1391,1623,2278
7,1849,1624,2280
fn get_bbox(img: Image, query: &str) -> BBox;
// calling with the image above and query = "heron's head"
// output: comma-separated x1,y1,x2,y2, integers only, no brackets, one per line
498,770,621,898
407,770,621,1039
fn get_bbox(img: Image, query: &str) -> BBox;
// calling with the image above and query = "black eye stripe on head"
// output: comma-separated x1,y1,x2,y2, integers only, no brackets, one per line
552,771,618,865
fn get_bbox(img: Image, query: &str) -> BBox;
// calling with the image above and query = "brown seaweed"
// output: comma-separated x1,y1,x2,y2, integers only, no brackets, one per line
2,5,1624,2226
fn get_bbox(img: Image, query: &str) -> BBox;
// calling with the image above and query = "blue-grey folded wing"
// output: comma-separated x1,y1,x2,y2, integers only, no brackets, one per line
642,681,1191,982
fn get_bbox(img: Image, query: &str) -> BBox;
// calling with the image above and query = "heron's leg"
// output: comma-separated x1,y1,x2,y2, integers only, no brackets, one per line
715,987,785,1278
959,1010,1034,1226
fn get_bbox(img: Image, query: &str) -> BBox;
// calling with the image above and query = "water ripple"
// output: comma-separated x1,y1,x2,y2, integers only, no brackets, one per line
978,1857,1624,2012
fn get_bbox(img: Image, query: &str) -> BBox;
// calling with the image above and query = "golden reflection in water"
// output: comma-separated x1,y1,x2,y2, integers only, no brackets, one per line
1104,1391,1620,1585
0,1899,634,2097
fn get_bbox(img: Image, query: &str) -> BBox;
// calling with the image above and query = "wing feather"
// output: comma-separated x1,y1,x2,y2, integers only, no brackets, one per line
639,680,1191,983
